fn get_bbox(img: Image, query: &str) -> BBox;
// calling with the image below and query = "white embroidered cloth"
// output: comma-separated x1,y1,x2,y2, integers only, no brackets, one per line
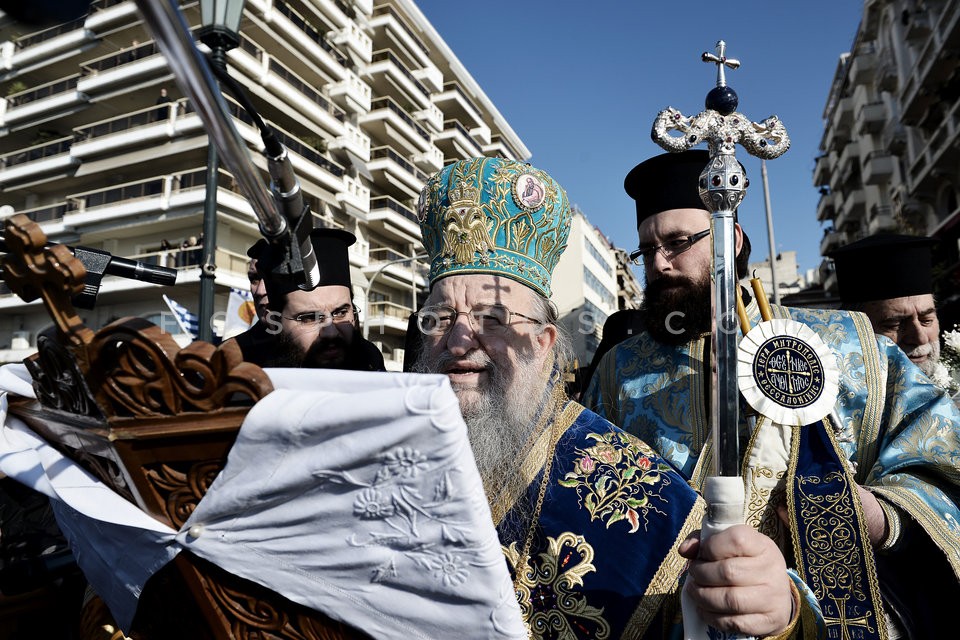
0,364,525,639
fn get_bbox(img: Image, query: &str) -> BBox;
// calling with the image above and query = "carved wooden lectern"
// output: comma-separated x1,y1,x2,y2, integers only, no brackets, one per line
1,214,366,639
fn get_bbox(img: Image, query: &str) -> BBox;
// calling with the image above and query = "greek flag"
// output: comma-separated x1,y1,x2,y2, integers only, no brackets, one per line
162,294,200,338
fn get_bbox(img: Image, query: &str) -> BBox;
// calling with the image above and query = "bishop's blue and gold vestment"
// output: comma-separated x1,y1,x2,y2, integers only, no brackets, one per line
583,299,960,639
495,380,818,639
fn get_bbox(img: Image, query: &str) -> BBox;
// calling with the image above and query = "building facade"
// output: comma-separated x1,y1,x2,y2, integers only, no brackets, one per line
0,0,534,369
552,206,640,367
813,0,960,326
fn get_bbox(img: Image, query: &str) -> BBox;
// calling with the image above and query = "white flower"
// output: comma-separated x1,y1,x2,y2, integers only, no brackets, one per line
430,552,469,587
945,329,960,352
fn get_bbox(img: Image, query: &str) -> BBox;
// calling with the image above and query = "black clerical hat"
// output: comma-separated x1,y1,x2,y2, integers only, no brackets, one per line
830,233,935,303
310,228,355,288
256,228,356,299
624,150,711,227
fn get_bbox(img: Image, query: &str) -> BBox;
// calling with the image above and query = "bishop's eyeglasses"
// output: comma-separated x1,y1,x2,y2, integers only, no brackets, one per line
416,304,543,336
629,229,711,265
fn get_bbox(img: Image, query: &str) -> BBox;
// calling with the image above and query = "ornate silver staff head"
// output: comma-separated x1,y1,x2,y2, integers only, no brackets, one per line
651,40,791,215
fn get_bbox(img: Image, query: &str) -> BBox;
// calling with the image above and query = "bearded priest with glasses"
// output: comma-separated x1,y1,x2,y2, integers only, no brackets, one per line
582,149,960,639
410,156,813,639
227,228,386,371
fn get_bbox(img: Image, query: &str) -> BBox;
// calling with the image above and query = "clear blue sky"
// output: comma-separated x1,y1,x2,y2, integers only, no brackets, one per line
416,1,865,280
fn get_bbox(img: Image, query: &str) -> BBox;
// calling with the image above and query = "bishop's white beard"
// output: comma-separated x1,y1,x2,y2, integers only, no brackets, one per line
413,348,549,538
905,340,941,378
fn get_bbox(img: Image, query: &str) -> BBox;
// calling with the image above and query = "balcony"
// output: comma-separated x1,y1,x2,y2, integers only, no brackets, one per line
29,200,72,223
263,56,347,136
813,154,831,187
856,101,887,134
328,69,372,114
366,50,431,112
836,140,860,179
434,119,484,160
60,166,249,233
867,204,896,235
432,82,485,129
820,229,846,255
849,44,877,85
247,0,351,82
329,121,371,161
329,20,372,63
816,191,836,222
367,299,416,333
862,151,895,185
0,136,77,187
360,96,432,155
368,146,429,198
1,75,88,129
70,99,200,164
838,190,866,230
77,40,170,99
369,195,421,241
4,16,96,74
831,96,854,130
369,5,431,71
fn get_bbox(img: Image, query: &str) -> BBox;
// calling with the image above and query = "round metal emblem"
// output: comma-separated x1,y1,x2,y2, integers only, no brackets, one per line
738,318,840,426
751,336,824,408
512,173,547,211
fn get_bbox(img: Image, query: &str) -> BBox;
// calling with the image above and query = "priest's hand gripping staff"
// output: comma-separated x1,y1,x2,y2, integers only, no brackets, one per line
650,41,790,640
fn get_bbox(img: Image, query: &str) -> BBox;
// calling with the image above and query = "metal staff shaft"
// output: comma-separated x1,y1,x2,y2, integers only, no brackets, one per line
711,208,740,476
134,0,284,238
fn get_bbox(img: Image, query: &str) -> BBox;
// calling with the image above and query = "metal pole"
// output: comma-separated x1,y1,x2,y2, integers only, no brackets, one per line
363,253,428,340
198,46,226,343
761,160,781,305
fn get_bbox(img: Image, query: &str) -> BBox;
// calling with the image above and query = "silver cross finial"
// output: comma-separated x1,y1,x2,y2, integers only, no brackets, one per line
701,40,740,88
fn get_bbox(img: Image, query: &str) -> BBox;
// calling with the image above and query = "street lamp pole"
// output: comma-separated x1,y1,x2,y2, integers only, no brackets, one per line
197,0,244,342
363,253,428,340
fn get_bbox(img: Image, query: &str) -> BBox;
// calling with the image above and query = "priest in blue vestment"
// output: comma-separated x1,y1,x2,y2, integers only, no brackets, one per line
583,150,960,640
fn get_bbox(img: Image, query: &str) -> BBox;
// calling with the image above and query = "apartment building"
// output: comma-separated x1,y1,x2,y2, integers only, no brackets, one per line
552,206,639,367
813,0,960,326
0,0,534,369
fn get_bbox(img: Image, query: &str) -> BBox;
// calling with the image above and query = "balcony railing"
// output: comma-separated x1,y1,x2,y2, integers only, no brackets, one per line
370,50,427,96
81,41,160,74
267,58,346,122
5,75,79,108
369,246,413,264
442,119,483,155
274,0,349,66
73,101,177,142
16,203,69,225
70,178,165,211
1,137,73,169
441,82,483,119
369,300,414,321
370,196,418,225
13,17,86,50
370,97,429,141
371,5,430,55
370,147,429,183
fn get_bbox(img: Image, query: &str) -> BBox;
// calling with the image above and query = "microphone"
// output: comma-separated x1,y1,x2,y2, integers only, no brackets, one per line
70,245,178,286
0,237,178,309
262,131,320,289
